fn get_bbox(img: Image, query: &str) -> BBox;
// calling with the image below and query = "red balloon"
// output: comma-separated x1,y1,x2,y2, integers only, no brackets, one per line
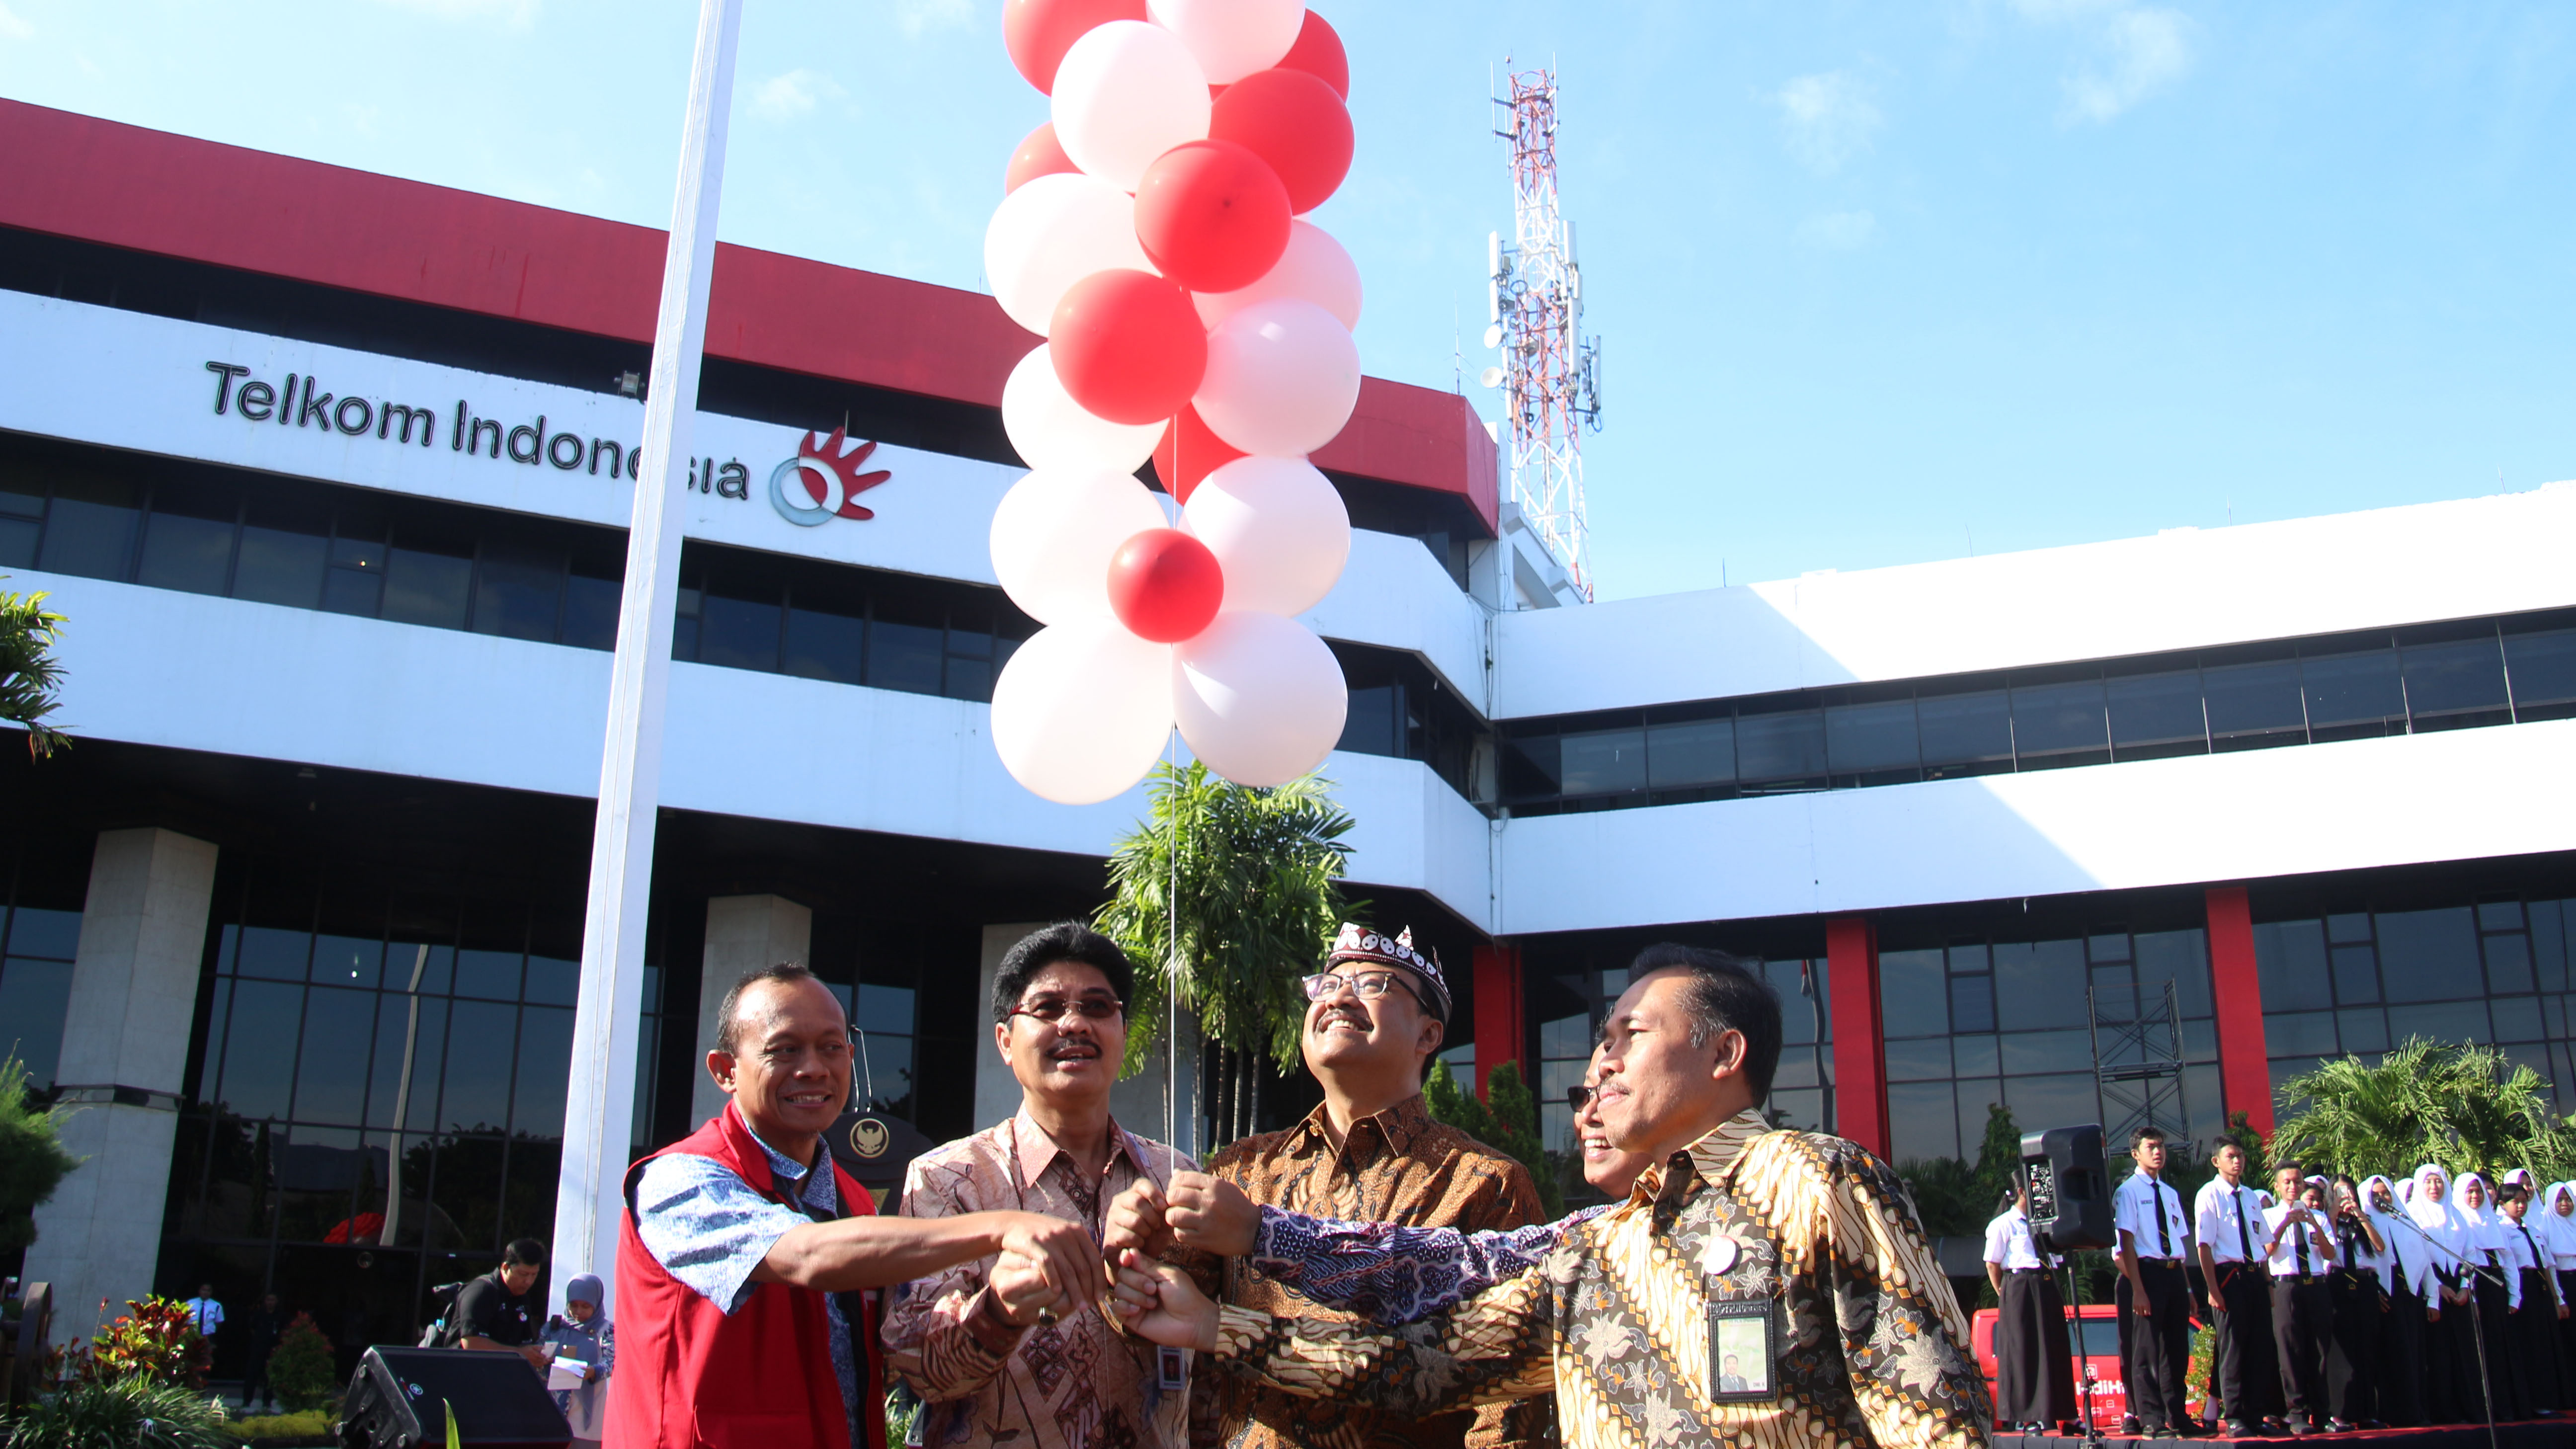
1210,70,1353,216
1150,403,1247,504
1002,0,1146,93
1278,11,1350,99
1133,140,1293,294
1005,122,1078,193
1107,528,1225,644
1049,270,1208,426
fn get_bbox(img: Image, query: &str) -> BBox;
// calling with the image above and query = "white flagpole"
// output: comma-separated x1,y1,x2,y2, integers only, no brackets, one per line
551,0,744,1316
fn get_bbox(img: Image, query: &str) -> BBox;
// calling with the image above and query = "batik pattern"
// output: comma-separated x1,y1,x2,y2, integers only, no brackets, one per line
1247,1204,1608,1323
1208,1110,1993,1449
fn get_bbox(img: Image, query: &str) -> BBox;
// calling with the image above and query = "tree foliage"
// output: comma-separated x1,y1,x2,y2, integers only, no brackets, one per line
0,1053,79,1253
1898,1102,2025,1238
0,580,68,758
2271,1037,2576,1181
1423,1059,1565,1219
262,1314,338,1413
55,1297,206,1390
1,1374,229,1449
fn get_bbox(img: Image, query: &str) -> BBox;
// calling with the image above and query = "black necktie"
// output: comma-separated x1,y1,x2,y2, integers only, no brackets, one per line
2236,1189,2257,1263
2153,1179,2172,1257
2295,1210,2311,1274
2520,1224,2541,1273
2344,1224,2359,1269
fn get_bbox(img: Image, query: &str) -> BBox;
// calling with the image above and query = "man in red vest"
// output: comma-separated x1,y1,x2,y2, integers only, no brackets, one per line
609,963,1104,1449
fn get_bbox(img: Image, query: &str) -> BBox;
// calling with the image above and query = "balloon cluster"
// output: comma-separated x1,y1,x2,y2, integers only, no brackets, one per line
985,0,1362,805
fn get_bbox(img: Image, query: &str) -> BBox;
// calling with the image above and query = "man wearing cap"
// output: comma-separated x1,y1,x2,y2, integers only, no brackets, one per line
1177,923,1546,1449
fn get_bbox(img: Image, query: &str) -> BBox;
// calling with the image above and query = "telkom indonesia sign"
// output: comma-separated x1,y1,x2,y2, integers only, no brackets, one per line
769,428,890,527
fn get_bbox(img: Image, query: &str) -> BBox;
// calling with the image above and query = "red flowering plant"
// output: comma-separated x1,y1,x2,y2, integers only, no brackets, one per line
51,1295,207,1388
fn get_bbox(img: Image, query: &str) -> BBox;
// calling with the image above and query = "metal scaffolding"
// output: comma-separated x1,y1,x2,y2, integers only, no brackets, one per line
2090,978,2192,1151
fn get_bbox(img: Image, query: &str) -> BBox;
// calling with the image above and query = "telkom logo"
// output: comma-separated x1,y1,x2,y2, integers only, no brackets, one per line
770,427,892,527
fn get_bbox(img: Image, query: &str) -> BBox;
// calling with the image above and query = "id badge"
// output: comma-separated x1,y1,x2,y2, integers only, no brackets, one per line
1156,1344,1188,1392
1707,1299,1781,1404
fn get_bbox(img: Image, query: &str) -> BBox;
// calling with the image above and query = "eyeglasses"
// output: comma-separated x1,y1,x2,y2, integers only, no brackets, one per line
1009,997,1124,1025
1300,970,1418,1003
1566,1085,1595,1112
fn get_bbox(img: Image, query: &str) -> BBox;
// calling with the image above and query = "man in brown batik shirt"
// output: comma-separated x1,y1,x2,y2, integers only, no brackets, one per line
1135,923,1548,1449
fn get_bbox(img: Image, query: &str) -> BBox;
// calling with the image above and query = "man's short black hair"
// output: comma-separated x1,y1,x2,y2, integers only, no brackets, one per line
502,1238,545,1269
1629,943,1782,1105
994,923,1134,1024
717,962,825,1055
2271,1157,2305,1178
2130,1126,2169,1150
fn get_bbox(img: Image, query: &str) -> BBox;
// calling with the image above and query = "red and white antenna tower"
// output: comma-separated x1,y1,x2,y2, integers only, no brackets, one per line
1484,63,1604,601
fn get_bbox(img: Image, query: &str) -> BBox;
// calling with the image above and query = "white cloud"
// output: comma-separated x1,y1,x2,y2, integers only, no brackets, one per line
1796,210,1878,251
1774,71,1882,174
0,4,32,41
2061,6,2195,122
367,0,539,26
751,68,844,122
895,0,975,37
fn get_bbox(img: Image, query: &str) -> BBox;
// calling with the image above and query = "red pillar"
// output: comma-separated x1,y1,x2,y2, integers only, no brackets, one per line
2205,886,2275,1139
1472,943,1525,1103
1825,917,1889,1158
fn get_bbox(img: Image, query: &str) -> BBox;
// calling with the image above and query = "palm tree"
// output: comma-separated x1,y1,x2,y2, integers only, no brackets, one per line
0,580,67,757
2272,1038,2576,1181
1095,761,1357,1146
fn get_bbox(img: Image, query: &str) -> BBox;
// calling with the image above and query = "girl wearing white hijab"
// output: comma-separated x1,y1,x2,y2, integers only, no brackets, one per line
2545,1183,2576,1387
2410,1163,2482,1423
2363,1174,2428,1427
2456,1172,2525,1419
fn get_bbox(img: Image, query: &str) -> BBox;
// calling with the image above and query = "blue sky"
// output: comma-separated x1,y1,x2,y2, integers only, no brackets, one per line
3,1,2570,600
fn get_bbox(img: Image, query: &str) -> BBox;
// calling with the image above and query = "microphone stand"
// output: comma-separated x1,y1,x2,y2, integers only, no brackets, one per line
2058,1256,2105,1449
2380,1209,2504,1449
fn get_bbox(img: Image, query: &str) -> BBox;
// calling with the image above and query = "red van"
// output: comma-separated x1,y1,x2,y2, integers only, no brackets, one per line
1970,1302,2140,1429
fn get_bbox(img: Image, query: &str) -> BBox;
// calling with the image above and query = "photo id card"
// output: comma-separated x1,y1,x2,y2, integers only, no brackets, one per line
1707,1299,1780,1404
1157,1345,1188,1392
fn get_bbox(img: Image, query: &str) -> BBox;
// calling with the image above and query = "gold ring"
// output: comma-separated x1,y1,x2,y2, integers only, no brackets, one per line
1036,1307,1059,1328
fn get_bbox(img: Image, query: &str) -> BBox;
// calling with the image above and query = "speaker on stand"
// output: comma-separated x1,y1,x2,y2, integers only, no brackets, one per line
2019,1125,2116,1448
339,1346,570,1449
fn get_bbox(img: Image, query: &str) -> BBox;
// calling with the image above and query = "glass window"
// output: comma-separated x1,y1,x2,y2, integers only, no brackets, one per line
1825,699,1919,777
523,955,579,1007
2253,919,2333,1011
1560,728,1646,796
1339,685,1399,757
137,487,240,595
1735,707,1825,785
776,596,862,687
2376,908,2483,1004
1917,688,2012,776
216,979,304,1121
438,1000,518,1132
237,926,314,980
0,954,74,1087
562,569,621,651
2337,1007,2390,1054
2204,660,2306,745
381,536,474,630
0,477,41,567
2505,629,2576,714
512,1006,573,1137
234,495,331,609
377,994,447,1134
311,934,383,988
2479,901,2527,931
2010,680,2108,760
4,906,82,959
1993,939,2088,1031
2002,1072,2099,1136
1647,718,1734,789
323,520,387,617
2494,996,2546,1044
1884,1037,1951,1081
2106,671,2205,755
2328,912,2373,945
452,949,522,1002
2535,900,2570,994
1500,733,1561,799
1949,973,1996,1034
1877,948,1947,1037
2394,998,2490,1046
2265,1010,2339,1057
869,596,945,695
2000,1029,2094,1075
2484,932,2535,995
1888,1080,1957,1161
38,474,140,579
2403,637,2509,723
471,540,565,643
292,986,379,1126
2301,650,2406,735
1954,1034,1999,1076
2330,944,2379,1004
698,583,781,673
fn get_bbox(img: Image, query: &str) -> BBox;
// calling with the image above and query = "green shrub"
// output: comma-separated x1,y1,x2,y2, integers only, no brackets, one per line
1,1374,230,1449
61,1297,207,1389
220,1408,335,1445
0,1053,79,1254
1423,1059,1564,1218
262,1315,337,1413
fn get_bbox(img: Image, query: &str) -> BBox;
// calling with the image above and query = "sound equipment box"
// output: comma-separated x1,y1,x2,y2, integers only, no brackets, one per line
340,1346,570,1449
2019,1123,2117,1254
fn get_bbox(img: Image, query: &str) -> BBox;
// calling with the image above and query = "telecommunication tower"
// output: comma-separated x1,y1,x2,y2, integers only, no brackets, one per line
1482,64,1604,602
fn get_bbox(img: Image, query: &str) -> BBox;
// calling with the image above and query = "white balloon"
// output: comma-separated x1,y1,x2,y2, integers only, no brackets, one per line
989,468,1170,624
1002,345,1166,475
1051,21,1211,192
1147,0,1304,85
992,620,1174,805
1194,298,1362,458
1172,611,1347,788
1193,221,1362,330
1183,456,1350,616
982,171,1156,337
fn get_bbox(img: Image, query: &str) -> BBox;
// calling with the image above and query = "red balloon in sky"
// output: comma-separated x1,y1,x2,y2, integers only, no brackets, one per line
1277,11,1349,99
1005,122,1078,193
1209,70,1353,216
1002,0,1147,93
1049,269,1208,425
1150,403,1247,504
1106,528,1225,644
1133,139,1294,294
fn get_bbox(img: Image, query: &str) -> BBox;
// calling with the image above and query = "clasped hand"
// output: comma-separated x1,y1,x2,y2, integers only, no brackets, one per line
988,1210,1112,1328
1103,1171,1261,1258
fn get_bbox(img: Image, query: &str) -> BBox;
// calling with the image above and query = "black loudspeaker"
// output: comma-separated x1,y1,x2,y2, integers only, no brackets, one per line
2020,1124,2117,1254
339,1346,570,1449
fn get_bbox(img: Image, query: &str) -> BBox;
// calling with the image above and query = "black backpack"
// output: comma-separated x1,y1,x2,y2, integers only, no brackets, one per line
417,1280,472,1348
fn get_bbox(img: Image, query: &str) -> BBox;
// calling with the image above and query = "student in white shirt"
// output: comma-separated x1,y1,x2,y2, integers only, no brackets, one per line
2113,1125,2195,1435
2322,1174,2388,1431
2495,1183,2564,1415
2363,1174,2429,1428
2457,1172,2524,1420
2193,1140,2282,1434
2542,1182,2576,1394
1985,1181,2074,1433
2264,1166,2337,1434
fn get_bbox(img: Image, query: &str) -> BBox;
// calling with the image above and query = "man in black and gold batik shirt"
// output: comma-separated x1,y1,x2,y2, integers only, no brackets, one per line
1112,944,1992,1449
